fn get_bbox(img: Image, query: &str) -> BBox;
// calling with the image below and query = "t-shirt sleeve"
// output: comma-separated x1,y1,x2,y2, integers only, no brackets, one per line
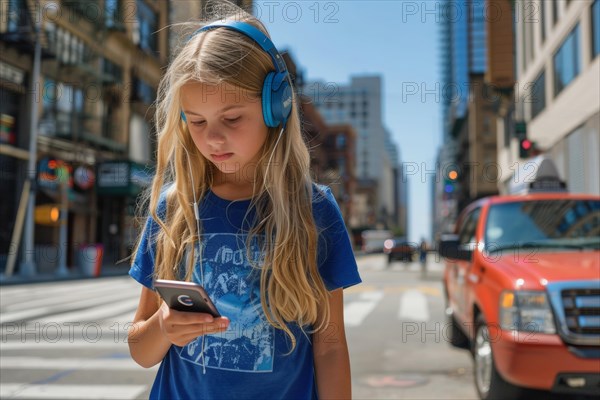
129,195,167,289
129,215,158,289
314,185,362,291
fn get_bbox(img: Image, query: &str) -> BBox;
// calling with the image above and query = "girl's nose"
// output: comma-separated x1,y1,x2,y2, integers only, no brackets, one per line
206,126,225,145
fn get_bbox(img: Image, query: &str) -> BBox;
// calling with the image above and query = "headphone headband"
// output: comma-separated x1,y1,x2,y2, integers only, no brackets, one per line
195,21,288,74
186,20,292,128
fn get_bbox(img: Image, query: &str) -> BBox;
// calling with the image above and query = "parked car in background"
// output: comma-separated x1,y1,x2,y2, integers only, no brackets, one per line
383,238,416,264
361,229,393,253
438,158,600,400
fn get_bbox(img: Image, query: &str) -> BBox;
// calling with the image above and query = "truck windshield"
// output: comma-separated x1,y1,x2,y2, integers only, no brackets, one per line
485,199,600,252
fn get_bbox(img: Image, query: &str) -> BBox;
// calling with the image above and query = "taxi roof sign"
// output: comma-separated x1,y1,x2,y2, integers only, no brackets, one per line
508,156,567,195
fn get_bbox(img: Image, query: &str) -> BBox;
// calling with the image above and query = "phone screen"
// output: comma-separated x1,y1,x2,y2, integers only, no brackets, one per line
154,279,221,317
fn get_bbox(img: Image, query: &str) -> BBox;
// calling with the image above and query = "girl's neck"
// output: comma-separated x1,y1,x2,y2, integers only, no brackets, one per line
210,178,256,201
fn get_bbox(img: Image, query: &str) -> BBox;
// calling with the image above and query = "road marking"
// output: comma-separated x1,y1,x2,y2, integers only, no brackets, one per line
347,285,441,296
38,298,140,325
1,294,138,325
3,281,137,312
345,284,379,294
0,279,137,308
0,384,147,399
0,356,157,371
344,290,384,327
398,289,430,322
1,341,129,350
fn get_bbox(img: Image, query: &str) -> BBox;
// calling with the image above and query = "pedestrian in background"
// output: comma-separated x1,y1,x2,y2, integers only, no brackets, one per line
419,238,428,278
126,6,361,400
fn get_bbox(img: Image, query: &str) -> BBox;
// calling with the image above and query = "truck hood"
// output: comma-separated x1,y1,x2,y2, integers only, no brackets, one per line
492,251,600,285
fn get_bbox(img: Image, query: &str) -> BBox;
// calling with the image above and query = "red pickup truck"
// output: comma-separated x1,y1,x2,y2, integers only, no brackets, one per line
439,167,599,399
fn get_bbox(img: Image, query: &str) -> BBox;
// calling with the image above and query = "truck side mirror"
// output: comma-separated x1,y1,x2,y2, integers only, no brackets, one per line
438,234,472,261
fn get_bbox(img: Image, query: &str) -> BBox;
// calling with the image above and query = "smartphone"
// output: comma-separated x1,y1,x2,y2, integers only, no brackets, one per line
154,279,221,318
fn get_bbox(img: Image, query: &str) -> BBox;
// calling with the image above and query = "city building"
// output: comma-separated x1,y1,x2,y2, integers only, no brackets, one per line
303,76,404,230
503,0,599,194
282,52,356,227
435,0,499,236
1,0,169,276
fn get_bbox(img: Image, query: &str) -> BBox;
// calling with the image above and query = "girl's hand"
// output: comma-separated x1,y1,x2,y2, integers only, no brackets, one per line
158,302,230,347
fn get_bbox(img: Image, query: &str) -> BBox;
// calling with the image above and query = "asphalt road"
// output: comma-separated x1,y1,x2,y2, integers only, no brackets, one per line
0,253,479,399
348,253,477,399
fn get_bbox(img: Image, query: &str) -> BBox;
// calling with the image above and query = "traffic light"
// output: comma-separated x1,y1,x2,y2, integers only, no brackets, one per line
444,169,458,194
35,204,61,226
519,138,537,159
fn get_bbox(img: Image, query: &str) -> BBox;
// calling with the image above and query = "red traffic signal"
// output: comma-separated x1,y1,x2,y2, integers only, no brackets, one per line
519,138,535,158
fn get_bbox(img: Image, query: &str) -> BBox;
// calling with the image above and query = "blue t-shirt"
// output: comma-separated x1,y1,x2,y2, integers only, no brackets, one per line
129,185,361,400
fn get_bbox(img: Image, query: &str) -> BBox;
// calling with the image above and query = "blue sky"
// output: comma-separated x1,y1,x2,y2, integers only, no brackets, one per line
255,1,442,242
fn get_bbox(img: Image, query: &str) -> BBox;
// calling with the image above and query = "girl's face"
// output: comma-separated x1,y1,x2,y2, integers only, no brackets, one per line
180,82,269,186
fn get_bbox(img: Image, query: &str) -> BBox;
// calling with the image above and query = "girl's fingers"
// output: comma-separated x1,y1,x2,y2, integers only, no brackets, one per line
163,308,215,325
165,318,230,342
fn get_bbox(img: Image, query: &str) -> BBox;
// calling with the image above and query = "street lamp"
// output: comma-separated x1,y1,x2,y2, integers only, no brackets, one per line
19,1,42,277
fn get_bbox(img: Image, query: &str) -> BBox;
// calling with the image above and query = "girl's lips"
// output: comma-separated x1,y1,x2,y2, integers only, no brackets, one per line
211,153,233,162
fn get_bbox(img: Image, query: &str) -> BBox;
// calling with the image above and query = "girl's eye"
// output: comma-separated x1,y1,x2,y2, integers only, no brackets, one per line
191,121,206,126
225,116,241,123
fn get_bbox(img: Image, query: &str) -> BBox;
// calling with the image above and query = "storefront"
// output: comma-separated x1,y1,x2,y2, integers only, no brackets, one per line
96,161,153,266
35,157,97,273
0,61,27,271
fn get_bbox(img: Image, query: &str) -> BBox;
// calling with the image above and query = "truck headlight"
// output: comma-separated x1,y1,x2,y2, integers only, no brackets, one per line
499,291,556,334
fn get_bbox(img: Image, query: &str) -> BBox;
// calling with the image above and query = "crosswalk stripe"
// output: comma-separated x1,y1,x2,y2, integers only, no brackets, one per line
398,289,430,321
0,384,147,399
1,293,138,325
0,279,137,307
37,298,140,325
3,281,138,312
0,356,158,371
344,290,384,327
1,341,129,350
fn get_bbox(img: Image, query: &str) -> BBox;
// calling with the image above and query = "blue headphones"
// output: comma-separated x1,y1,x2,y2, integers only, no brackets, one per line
180,21,292,128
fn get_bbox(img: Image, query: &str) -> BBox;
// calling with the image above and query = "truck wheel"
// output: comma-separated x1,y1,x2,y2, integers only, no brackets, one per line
447,311,470,349
473,315,523,400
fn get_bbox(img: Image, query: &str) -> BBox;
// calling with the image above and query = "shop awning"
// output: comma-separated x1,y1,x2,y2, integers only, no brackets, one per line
96,161,154,196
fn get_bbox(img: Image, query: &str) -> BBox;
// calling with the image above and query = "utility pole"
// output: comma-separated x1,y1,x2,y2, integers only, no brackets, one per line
19,2,42,277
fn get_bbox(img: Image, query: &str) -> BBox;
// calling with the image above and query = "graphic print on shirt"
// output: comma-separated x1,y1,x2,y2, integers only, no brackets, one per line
178,233,274,372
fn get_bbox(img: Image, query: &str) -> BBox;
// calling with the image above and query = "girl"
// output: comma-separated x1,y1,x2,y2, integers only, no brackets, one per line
127,12,361,400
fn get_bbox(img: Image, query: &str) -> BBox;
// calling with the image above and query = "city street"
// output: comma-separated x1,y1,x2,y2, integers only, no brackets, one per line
1,254,477,399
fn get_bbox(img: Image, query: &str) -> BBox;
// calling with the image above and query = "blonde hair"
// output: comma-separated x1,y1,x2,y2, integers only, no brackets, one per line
135,11,330,349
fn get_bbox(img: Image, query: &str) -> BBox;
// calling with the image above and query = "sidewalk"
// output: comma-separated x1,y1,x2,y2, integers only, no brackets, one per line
0,263,131,286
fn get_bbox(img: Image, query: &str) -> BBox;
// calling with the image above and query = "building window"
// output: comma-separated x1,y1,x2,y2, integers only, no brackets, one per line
336,134,346,150
136,0,158,53
132,77,156,104
520,1,527,71
531,70,546,119
102,58,123,84
105,0,124,30
469,0,486,73
593,0,600,58
40,80,84,137
483,116,491,136
503,106,514,148
553,24,580,97
540,0,546,44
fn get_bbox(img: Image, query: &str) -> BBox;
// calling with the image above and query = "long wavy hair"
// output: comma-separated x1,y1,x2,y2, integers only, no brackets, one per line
135,12,330,349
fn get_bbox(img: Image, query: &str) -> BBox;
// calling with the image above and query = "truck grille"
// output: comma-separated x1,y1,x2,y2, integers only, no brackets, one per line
547,282,600,346
561,289,600,335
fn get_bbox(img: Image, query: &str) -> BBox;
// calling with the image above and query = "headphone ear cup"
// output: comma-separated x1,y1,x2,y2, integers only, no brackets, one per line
271,73,292,127
262,72,276,128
